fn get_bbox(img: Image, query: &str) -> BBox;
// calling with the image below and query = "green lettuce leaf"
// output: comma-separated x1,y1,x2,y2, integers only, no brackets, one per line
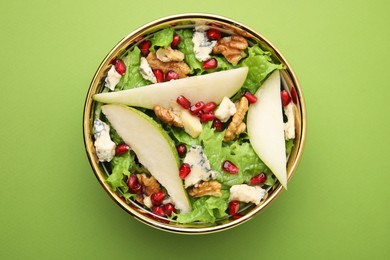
240,44,284,94
176,29,203,74
107,151,131,192
150,27,174,50
107,150,148,192
196,122,271,187
176,190,229,223
117,46,149,90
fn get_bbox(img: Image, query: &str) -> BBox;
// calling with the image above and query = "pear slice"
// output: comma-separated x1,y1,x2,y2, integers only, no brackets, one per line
247,70,288,188
94,67,248,109
101,104,191,213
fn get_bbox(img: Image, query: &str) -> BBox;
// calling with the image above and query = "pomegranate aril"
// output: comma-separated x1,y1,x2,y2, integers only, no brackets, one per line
109,57,117,65
162,203,176,216
228,200,240,215
165,70,179,81
249,173,267,185
179,163,191,180
171,34,181,49
127,174,142,193
243,90,257,104
212,118,223,131
151,191,166,206
176,144,187,158
139,40,151,56
153,69,164,83
114,59,126,75
115,143,130,156
200,112,215,123
281,90,291,106
203,102,217,113
176,95,191,109
202,58,218,70
232,214,243,220
190,101,205,115
222,160,238,174
152,206,166,217
206,28,222,41
290,87,298,104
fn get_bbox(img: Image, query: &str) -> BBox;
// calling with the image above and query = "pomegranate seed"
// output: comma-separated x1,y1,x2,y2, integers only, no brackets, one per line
202,102,217,113
222,160,238,174
171,34,181,49
152,206,165,217
127,174,142,193
290,87,298,104
176,144,187,158
199,112,215,123
232,214,243,220
202,58,218,70
115,143,130,156
114,59,126,75
134,36,144,42
228,201,240,215
109,57,117,65
206,28,222,41
243,90,257,104
281,90,291,106
165,70,179,81
179,163,191,180
151,191,166,206
190,101,205,115
212,118,223,131
139,40,151,56
176,95,191,109
249,173,267,185
162,203,176,216
153,69,164,83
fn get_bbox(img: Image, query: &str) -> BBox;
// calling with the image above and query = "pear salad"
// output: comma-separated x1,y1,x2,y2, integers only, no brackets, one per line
92,23,297,224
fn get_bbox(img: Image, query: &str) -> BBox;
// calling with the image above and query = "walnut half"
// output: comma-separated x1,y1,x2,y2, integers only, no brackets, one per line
188,180,222,198
154,105,183,128
212,36,248,65
224,97,249,142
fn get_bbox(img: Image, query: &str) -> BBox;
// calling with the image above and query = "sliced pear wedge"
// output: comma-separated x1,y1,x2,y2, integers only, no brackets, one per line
247,70,288,189
101,104,191,213
94,67,248,109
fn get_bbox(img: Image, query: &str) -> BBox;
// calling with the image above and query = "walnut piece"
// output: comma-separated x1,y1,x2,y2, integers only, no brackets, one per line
156,47,185,62
212,36,248,65
136,173,161,196
188,180,222,198
154,105,183,127
146,52,190,78
224,97,249,142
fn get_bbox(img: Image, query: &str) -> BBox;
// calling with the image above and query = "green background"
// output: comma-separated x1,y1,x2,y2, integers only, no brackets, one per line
1,0,389,259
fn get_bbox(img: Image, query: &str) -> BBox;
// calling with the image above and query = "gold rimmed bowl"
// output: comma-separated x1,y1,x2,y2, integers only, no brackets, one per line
83,13,306,234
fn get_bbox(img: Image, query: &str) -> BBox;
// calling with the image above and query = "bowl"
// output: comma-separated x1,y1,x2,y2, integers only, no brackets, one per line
83,13,306,234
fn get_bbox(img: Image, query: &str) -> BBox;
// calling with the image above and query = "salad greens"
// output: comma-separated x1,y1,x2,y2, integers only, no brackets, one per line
94,24,292,224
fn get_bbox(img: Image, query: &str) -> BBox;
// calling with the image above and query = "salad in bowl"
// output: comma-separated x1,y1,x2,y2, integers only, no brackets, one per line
83,14,306,234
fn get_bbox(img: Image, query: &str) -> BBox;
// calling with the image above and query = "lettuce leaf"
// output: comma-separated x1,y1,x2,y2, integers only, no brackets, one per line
117,46,149,90
196,122,271,187
107,151,131,192
240,44,284,94
176,29,204,74
176,190,229,223
150,27,174,50
107,150,148,192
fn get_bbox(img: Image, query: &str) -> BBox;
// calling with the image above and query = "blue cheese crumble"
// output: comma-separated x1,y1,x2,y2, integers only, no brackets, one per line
183,145,216,188
93,119,116,162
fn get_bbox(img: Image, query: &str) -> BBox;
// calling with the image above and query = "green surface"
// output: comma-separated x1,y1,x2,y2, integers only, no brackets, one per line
1,0,389,259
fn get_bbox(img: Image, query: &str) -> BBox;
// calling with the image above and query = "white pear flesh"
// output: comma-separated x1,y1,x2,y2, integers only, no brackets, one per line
247,70,288,189
101,104,191,213
94,67,248,109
